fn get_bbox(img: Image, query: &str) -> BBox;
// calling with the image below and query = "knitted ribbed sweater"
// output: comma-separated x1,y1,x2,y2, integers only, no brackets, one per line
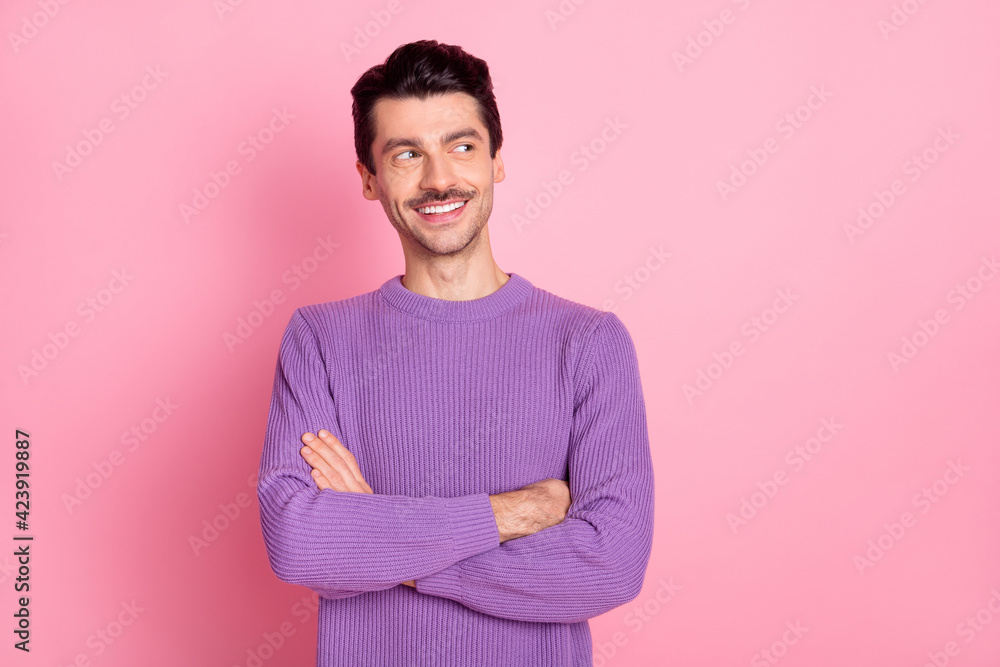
258,272,655,666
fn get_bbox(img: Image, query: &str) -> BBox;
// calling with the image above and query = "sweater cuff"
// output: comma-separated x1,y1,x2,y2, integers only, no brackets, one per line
442,491,500,561
416,560,464,599
415,492,498,598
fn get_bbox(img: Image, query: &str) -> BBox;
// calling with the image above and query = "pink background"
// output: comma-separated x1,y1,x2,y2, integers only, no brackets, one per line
3,1,999,665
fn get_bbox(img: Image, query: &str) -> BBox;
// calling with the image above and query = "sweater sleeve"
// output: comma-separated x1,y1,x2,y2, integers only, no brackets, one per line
413,312,656,624
257,309,501,600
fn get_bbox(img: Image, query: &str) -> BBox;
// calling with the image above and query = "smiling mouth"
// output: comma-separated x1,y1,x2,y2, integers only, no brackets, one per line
415,200,468,215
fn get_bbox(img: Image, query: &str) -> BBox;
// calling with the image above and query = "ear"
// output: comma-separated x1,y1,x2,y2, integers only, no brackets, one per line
492,148,505,184
356,160,379,201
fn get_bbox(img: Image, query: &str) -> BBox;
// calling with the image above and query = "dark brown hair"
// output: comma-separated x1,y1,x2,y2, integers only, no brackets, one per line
350,40,503,175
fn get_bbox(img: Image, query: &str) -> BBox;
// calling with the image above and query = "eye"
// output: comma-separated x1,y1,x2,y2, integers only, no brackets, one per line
395,149,419,160
454,144,474,153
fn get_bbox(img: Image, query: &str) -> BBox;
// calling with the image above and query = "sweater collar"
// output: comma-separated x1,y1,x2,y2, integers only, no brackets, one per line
378,272,533,321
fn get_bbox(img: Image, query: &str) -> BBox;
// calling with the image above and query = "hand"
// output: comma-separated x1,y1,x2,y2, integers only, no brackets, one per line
523,478,572,519
299,429,373,494
490,478,571,543
300,431,414,589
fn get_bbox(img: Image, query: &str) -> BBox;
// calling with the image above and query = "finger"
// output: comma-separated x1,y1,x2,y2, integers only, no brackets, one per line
310,430,366,493
300,444,348,492
302,429,366,493
300,433,357,492
309,467,334,491
315,430,372,493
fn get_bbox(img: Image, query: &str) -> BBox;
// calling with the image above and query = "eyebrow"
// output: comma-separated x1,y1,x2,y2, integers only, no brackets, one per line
381,127,485,156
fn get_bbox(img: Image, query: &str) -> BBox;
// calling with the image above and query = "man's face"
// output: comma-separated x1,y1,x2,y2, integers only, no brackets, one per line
356,92,504,259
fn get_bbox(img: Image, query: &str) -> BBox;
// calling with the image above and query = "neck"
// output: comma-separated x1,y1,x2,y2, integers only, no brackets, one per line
401,262,509,301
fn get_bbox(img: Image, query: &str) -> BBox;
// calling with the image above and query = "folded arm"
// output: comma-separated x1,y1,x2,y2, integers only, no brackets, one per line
257,309,503,600
412,312,656,624
297,428,573,590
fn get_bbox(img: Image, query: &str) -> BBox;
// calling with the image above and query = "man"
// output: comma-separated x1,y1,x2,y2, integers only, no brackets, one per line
258,39,654,666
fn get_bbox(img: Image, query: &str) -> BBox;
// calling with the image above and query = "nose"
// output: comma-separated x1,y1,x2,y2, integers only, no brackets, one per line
418,152,459,193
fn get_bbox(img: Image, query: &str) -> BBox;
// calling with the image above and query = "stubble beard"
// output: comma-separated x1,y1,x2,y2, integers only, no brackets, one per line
379,182,494,259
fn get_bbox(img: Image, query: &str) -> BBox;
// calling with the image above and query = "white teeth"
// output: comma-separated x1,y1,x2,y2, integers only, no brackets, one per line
418,201,465,215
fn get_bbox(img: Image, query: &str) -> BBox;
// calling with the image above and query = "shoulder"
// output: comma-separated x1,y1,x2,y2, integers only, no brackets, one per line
288,285,382,336
524,281,633,340
523,282,604,329
519,280,637,383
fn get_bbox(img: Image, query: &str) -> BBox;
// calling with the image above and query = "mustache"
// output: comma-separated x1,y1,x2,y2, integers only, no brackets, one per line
408,191,475,208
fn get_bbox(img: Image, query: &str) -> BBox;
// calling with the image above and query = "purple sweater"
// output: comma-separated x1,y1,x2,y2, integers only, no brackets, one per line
258,272,655,666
